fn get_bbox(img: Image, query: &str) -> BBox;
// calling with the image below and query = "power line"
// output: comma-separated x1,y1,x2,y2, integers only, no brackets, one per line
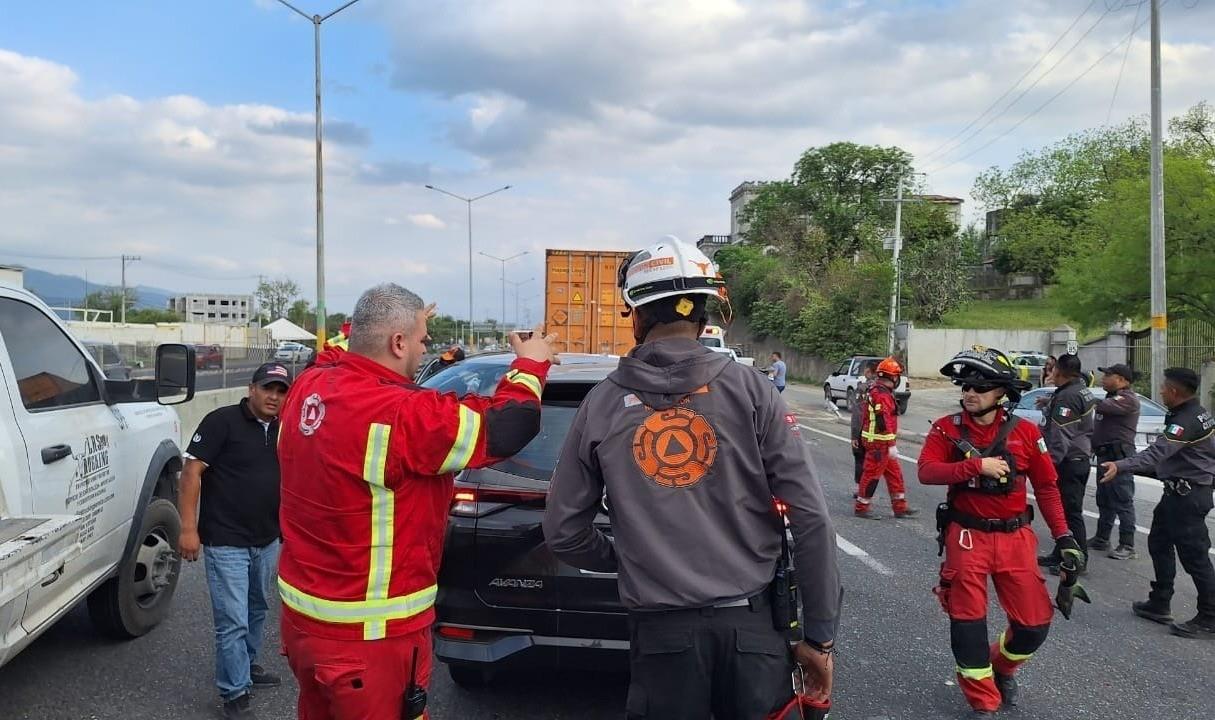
927,1,1121,167
1106,0,1145,124
2,250,122,261
929,2,1166,175
919,0,1100,164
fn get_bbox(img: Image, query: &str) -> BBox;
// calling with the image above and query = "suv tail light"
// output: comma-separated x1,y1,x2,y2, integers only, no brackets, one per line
450,482,548,518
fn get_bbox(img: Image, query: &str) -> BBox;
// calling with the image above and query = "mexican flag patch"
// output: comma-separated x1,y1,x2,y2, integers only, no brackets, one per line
1166,423,1185,439
1037,438,1049,454
1056,406,1073,419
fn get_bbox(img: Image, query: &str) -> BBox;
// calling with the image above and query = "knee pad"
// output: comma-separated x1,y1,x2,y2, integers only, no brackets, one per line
950,618,989,668
1000,622,1050,661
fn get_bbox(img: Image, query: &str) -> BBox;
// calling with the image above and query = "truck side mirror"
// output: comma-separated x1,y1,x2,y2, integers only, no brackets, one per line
156,343,197,405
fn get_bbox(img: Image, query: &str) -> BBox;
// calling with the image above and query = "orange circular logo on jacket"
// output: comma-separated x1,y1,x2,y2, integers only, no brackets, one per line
632,407,718,488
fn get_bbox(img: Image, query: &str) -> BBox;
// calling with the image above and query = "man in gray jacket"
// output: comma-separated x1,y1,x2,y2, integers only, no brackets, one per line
1090,364,1141,561
1038,353,1096,572
544,237,840,720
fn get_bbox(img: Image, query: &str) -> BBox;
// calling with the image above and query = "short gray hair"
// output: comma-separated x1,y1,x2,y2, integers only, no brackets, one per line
348,283,425,354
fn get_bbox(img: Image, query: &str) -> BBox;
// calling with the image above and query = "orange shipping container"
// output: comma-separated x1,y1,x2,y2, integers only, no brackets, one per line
545,249,635,357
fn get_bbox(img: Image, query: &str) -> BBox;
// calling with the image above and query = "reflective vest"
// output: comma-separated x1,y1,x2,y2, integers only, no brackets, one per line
276,349,548,641
860,383,898,446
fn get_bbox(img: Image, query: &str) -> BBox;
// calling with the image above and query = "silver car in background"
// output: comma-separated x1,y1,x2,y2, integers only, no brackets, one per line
1011,387,1166,453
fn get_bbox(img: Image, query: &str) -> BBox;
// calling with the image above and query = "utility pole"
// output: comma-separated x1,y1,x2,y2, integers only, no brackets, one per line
479,250,528,338
1149,0,1167,402
276,0,364,353
506,277,534,329
880,174,925,354
120,255,140,324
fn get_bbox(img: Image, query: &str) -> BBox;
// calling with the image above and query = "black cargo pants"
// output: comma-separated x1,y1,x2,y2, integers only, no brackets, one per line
625,594,794,720
1095,443,1137,547
1056,457,1092,561
1148,484,1215,619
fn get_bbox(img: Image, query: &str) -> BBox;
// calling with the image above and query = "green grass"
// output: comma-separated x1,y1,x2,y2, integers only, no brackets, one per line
927,296,1069,331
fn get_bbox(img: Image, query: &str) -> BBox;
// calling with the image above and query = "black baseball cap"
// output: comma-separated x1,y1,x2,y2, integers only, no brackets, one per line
1098,364,1136,382
251,362,292,389
1164,367,1199,393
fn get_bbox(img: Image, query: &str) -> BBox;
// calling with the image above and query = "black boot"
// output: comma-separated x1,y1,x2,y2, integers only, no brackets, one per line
1087,536,1110,552
995,672,1019,706
1169,615,1215,639
1132,600,1173,625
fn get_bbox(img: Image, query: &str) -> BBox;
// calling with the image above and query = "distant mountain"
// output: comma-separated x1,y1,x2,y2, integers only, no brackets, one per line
20,268,174,310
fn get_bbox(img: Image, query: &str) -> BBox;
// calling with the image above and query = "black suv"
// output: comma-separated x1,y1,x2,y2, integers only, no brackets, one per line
420,353,628,687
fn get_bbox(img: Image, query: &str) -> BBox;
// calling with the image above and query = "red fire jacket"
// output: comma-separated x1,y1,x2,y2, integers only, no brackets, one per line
918,408,1069,538
860,383,899,449
277,348,550,641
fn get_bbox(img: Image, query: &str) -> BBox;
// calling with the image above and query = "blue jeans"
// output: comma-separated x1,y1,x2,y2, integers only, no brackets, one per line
204,541,280,701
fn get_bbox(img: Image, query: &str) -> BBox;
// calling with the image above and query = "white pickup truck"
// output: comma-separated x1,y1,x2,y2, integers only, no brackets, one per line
0,283,196,668
698,325,756,367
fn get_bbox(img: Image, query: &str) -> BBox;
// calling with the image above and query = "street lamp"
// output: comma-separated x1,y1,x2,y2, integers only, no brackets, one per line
505,277,534,329
425,184,512,347
479,251,528,338
276,0,364,351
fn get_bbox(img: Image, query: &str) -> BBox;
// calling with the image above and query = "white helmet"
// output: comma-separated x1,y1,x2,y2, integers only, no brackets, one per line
617,236,727,309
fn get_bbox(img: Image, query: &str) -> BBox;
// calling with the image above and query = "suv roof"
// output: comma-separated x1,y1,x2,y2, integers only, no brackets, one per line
450,352,618,383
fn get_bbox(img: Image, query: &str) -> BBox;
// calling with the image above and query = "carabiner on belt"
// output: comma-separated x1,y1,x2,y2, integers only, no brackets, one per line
958,528,974,551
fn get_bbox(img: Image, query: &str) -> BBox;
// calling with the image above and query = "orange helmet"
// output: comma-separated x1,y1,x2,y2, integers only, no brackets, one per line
876,356,902,381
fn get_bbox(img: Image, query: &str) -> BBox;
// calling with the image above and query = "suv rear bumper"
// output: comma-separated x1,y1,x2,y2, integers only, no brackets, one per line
435,625,628,671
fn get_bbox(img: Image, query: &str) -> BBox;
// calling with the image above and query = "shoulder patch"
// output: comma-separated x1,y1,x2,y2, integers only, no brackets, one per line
1165,423,1186,439
1037,437,1048,454
623,393,642,408
1055,406,1073,419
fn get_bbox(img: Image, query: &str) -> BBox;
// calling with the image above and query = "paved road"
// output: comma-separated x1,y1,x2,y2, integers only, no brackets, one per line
2,383,1212,719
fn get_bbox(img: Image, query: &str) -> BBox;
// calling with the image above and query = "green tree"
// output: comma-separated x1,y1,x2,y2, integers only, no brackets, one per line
287,299,314,332
256,277,301,321
897,202,970,323
742,142,913,267
1055,151,1215,329
326,312,348,337
127,308,181,323
82,288,135,317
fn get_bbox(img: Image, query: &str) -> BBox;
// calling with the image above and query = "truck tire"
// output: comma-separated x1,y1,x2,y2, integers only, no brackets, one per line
87,498,182,639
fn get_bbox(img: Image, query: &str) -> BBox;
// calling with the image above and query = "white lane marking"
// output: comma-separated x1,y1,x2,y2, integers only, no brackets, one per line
835,534,895,576
801,423,1215,556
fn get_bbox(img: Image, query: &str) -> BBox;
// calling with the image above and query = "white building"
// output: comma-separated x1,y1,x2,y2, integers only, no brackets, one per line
169,294,254,325
729,181,768,240
913,194,965,227
0,264,25,288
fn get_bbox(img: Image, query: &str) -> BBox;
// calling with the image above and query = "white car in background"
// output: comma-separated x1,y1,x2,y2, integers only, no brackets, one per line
824,355,911,414
273,341,314,364
1010,387,1167,452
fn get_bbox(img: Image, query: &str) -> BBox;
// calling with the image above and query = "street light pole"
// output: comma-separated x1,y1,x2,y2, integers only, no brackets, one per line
479,251,529,337
426,184,512,347
1149,0,1168,402
276,0,363,351
880,172,925,354
505,277,534,329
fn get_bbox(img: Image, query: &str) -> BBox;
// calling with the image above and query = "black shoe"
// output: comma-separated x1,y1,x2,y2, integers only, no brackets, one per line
1132,600,1173,625
1108,544,1137,561
1087,536,1110,552
1037,553,1061,568
222,693,256,719
250,664,281,687
1169,616,1215,639
994,672,1019,707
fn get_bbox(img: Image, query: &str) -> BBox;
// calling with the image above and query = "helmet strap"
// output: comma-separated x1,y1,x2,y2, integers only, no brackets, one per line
958,398,1002,418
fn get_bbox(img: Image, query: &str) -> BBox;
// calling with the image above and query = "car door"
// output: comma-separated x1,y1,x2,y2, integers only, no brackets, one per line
0,297,127,634
828,360,850,396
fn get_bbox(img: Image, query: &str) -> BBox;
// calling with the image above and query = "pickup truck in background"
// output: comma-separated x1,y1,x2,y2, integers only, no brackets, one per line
824,355,911,415
698,325,756,367
0,282,196,668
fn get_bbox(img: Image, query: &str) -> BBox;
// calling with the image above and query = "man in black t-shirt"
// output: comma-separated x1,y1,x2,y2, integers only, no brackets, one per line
180,362,290,719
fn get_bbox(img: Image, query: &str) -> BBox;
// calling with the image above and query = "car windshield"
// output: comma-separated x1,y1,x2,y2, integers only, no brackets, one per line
422,361,510,396
491,406,577,481
698,337,723,348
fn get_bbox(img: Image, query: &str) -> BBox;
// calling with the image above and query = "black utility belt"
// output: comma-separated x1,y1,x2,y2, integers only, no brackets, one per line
1163,478,1212,496
946,506,1034,533
1095,443,1133,459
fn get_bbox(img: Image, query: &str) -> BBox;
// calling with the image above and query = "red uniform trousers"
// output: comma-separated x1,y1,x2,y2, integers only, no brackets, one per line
935,522,1054,713
282,611,432,720
854,445,909,514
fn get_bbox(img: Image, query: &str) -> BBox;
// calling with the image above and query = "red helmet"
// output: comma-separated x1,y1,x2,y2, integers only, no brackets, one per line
876,356,902,381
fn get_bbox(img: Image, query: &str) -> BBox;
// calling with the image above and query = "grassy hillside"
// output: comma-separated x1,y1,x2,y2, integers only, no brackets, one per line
927,296,1069,331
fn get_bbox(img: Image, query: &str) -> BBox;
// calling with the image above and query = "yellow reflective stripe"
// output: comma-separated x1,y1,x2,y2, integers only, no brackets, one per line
279,578,437,625
438,405,482,474
956,665,994,681
505,369,543,401
998,630,1033,662
861,431,897,442
363,423,393,640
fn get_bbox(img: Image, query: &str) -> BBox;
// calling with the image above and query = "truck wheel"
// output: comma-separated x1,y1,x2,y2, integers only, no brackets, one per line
449,665,495,689
87,498,182,639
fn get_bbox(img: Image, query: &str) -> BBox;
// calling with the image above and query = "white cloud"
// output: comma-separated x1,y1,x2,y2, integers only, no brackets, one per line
407,213,447,230
2,0,1214,324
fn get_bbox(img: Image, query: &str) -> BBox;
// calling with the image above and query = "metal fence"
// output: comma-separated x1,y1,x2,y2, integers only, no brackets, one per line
1126,317,1215,392
109,344,313,390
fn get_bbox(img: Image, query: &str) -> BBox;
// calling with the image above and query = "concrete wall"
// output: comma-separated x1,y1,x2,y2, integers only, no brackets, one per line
174,387,247,447
906,329,1052,377
68,321,270,347
1077,326,1129,374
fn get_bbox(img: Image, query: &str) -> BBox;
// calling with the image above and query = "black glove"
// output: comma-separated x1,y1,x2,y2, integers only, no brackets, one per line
1054,535,1085,568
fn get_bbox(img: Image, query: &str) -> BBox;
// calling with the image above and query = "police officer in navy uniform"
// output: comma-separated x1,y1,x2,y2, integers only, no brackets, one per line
1101,367,1215,639
1037,353,1096,572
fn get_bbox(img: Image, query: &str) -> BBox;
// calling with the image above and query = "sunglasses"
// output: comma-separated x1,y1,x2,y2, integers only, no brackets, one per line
961,383,1000,394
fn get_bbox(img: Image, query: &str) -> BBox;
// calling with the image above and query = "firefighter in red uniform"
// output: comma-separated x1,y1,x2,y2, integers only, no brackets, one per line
276,283,555,720
918,348,1083,717
854,357,918,518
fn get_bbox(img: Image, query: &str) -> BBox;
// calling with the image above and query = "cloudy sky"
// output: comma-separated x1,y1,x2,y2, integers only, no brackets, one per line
1,0,1212,323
